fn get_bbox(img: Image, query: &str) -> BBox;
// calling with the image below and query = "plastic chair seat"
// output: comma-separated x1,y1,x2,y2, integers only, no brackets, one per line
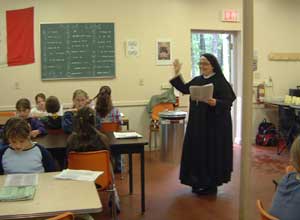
68,150,118,220
47,212,74,220
256,200,279,220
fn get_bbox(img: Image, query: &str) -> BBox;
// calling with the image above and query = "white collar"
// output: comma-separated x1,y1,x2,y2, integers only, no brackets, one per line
202,72,216,79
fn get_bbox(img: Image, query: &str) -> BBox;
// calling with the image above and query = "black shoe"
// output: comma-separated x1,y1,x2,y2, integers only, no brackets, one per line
192,186,217,195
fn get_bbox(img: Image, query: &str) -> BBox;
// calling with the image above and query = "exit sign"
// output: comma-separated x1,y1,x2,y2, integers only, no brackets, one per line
221,10,240,22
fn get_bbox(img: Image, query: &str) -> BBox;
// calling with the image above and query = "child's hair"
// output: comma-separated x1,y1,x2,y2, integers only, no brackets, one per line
73,107,108,147
16,98,31,111
95,86,113,117
35,93,46,103
5,117,31,141
72,89,88,100
290,136,300,172
46,96,60,114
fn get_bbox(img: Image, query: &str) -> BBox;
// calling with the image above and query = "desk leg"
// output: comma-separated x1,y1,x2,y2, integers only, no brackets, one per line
141,148,145,213
129,153,133,194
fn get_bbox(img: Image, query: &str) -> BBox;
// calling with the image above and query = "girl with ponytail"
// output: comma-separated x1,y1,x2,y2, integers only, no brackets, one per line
95,86,121,124
95,86,122,173
66,107,108,152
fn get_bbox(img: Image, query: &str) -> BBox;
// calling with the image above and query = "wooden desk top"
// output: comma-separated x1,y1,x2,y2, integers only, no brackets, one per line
0,172,102,219
106,132,148,146
35,132,148,149
34,133,69,149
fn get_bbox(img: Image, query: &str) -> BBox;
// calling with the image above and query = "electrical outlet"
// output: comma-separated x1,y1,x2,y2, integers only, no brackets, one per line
14,82,20,90
139,79,144,86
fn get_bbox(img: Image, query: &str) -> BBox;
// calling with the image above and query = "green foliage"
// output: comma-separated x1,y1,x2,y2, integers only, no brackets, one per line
191,33,227,77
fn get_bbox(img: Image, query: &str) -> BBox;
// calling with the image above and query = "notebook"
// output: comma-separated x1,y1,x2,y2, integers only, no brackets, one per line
0,186,36,202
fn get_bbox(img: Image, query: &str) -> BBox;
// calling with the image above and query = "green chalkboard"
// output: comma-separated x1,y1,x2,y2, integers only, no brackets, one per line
41,23,115,80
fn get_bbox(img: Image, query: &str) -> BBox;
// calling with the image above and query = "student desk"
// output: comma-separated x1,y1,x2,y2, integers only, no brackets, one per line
36,132,148,213
264,101,300,153
0,172,102,219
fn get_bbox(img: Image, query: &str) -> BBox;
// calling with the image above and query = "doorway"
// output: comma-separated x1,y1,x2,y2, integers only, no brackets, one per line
191,31,241,144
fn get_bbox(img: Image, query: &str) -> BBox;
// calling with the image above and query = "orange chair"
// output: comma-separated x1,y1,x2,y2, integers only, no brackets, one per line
149,102,174,151
47,212,74,220
256,200,279,220
285,165,296,173
68,150,118,220
0,111,16,117
100,122,121,132
0,111,16,125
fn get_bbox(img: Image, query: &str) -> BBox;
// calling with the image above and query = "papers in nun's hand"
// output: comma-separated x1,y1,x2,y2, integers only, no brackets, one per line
189,84,214,102
54,169,103,181
4,174,38,187
113,132,142,139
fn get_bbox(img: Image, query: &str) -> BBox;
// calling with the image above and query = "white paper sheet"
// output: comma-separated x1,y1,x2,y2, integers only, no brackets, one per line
189,84,214,102
4,174,38,187
113,132,142,139
54,169,103,181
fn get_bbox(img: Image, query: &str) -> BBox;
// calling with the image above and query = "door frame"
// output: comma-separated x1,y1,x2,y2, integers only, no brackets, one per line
190,30,242,144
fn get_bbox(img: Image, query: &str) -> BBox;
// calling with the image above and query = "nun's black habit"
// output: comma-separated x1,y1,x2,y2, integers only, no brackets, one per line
170,53,236,189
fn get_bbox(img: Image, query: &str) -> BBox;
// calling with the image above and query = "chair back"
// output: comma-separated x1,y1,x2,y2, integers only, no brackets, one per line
0,111,16,117
68,150,112,189
286,165,296,173
100,122,121,132
47,212,74,220
151,103,174,121
256,200,279,220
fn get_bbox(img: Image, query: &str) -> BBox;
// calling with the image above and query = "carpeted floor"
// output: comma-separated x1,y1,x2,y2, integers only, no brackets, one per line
252,145,290,174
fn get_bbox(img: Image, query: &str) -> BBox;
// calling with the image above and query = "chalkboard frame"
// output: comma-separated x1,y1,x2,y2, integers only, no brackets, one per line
40,22,116,80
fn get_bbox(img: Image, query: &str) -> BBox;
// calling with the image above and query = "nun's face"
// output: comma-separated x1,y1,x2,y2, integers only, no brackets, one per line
199,56,213,76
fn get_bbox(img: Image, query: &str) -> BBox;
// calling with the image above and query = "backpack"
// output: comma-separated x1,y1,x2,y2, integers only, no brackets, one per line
255,119,278,146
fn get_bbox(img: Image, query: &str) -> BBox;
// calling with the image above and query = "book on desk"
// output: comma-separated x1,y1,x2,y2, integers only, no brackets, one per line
113,131,142,139
0,174,38,202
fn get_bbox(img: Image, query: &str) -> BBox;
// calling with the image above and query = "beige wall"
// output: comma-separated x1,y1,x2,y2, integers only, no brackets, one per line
0,0,241,108
0,0,242,139
252,0,300,140
3,0,299,142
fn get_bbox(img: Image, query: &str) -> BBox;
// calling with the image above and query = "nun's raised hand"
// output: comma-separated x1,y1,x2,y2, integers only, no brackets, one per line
173,59,182,75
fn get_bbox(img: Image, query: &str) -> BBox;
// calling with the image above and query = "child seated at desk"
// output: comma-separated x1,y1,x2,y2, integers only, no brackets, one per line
16,98,47,137
66,106,120,213
62,89,100,133
30,93,47,117
269,135,300,220
41,96,62,130
95,86,122,173
66,107,109,153
0,118,56,174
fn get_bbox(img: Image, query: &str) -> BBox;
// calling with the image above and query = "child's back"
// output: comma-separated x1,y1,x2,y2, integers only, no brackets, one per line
66,107,108,153
41,96,62,129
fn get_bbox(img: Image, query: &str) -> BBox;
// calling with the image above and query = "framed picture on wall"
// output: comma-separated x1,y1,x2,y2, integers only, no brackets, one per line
156,39,172,65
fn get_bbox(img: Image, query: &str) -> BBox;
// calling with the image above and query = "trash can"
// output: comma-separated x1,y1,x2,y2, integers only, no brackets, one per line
159,111,187,164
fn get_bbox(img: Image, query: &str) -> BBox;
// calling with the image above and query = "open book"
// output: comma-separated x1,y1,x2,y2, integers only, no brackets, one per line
0,186,36,202
189,83,214,102
54,169,103,181
0,174,38,202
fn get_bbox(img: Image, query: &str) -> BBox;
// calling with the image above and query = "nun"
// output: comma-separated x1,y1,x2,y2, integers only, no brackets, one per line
170,53,236,195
